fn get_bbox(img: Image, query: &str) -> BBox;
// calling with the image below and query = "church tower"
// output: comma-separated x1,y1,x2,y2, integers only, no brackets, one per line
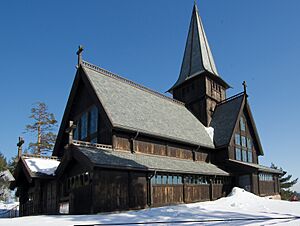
168,3,230,126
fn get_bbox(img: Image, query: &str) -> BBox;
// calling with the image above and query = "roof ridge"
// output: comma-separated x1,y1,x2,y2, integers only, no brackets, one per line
217,92,244,106
81,60,185,106
22,154,59,161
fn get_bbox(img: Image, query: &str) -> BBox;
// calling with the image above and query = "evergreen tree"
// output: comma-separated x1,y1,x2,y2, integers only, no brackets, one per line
271,163,298,200
8,155,18,174
0,152,9,201
0,152,8,171
25,102,58,155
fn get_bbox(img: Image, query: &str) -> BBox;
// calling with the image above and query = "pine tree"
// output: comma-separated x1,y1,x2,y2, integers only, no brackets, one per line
25,102,58,155
0,152,8,171
271,163,298,200
8,155,18,174
0,152,9,201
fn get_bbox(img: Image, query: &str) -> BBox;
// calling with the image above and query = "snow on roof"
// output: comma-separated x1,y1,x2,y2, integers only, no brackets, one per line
0,170,14,181
24,157,60,176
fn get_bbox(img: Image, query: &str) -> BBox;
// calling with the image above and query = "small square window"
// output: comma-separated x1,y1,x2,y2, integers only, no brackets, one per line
156,175,162,184
173,176,178,184
162,175,168,184
168,175,173,185
151,176,156,185
178,176,182,184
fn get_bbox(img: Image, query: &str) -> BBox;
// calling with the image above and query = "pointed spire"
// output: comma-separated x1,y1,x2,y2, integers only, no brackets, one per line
168,2,220,92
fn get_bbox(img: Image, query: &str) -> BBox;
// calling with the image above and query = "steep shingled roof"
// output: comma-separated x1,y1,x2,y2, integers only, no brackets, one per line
81,61,214,148
210,94,244,147
74,146,229,176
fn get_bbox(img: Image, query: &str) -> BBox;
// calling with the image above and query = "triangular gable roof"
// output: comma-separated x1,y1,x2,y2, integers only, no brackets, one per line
168,3,229,92
53,66,110,156
0,170,14,182
210,93,264,155
81,61,214,149
11,156,59,189
210,94,244,147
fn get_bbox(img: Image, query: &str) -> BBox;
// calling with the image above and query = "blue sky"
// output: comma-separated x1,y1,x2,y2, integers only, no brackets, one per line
0,0,299,191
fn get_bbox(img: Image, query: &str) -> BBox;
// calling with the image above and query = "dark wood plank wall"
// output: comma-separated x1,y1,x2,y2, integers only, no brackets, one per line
128,172,148,209
152,185,184,206
184,184,210,203
70,184,93,214
252,174,259,195
113,133,210,162
259,179,278,196
41,180,58,214
152,183,231,206
19,179,58,216
92,169,147,213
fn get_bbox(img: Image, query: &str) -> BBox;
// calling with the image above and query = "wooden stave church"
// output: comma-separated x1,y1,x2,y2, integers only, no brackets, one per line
11,3,282,216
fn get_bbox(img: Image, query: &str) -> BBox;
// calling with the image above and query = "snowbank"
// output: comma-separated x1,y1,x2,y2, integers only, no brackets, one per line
0,187,299,225
0,201,19,218
24,158,60,175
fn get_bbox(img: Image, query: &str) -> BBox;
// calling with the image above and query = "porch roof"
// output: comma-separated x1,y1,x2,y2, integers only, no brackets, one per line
227,159,283,174
66,145,229,176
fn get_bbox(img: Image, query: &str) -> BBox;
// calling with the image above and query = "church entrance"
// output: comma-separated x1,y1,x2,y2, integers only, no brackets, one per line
238,175,252,192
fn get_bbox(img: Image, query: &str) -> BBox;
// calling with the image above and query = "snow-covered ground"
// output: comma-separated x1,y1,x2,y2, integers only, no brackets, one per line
0,188,299,226
0,201,19,218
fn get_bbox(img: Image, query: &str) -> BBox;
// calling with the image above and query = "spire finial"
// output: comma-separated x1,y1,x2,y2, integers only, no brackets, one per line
17,137,24,158
242,80,247,94
194,0,198,9
76,45,84,66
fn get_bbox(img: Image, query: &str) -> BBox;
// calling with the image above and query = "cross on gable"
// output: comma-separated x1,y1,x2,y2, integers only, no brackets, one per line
242,81,247,94
17,137,24,148
76,45,84,67
17,137,24,158
65,121,77,145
